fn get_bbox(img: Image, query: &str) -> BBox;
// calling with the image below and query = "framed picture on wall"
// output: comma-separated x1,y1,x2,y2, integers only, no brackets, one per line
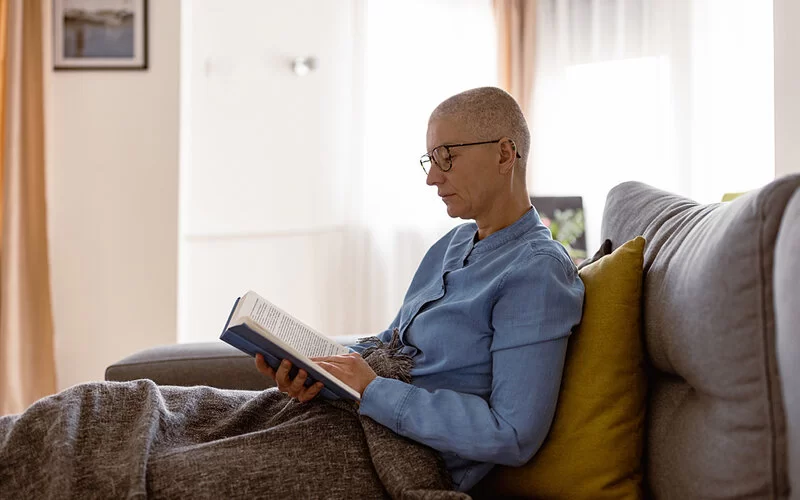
530,196,587,265
53,0,148,70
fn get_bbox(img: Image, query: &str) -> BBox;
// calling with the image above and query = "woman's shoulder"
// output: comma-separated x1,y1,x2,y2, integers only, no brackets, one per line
514,237,579,281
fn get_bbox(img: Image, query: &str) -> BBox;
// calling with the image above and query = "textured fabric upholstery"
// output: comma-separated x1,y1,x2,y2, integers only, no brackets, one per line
105,335,363,390
105,342,273,390
601,175,800,498
775,187,800,497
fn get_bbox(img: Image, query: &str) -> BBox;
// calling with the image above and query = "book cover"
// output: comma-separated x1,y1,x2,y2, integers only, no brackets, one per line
220,295,360,402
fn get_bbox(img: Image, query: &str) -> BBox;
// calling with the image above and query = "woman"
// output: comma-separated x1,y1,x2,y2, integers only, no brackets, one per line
257,87,585,492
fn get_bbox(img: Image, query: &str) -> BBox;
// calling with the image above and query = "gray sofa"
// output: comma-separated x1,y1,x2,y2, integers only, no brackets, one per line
105,335,362,391
107,177,800,498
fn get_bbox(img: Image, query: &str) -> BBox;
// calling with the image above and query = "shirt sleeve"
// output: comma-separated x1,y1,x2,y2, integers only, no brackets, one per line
357,251,585,466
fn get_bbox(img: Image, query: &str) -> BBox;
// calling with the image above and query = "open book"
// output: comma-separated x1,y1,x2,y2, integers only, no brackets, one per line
220,290,360,401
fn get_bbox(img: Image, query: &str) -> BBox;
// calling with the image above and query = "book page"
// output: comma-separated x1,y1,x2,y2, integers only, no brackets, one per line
238,291,350,358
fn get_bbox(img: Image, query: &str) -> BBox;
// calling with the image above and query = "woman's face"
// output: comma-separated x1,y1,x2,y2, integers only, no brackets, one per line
425,118,503,222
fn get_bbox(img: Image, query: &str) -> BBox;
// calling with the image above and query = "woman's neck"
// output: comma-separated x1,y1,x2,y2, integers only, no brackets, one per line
474,193,532,241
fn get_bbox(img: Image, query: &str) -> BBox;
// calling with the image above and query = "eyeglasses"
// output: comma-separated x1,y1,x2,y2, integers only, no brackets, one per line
419,139,521,174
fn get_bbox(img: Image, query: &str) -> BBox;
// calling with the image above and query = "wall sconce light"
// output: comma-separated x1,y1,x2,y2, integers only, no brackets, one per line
292,56,317,76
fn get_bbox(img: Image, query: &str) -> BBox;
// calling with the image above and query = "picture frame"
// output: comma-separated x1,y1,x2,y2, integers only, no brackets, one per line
53,0,148,70
530,196,587,265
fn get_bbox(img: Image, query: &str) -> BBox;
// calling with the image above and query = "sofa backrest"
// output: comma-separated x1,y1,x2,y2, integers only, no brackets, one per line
775,187,800,498
601,175,800,498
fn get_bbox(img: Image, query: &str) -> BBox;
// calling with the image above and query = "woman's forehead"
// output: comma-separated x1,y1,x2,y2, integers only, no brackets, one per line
426,117,474,149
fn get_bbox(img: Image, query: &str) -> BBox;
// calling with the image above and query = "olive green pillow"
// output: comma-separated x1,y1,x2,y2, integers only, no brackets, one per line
473,236,647,499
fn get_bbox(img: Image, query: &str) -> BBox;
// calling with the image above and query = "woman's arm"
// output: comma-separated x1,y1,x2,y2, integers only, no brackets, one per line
358,252,584,466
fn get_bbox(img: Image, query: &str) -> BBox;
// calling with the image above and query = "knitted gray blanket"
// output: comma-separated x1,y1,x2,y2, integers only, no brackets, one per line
0,335,468,499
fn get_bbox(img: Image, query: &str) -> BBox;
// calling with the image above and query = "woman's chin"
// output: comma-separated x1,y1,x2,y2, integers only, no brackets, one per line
445,204,465,219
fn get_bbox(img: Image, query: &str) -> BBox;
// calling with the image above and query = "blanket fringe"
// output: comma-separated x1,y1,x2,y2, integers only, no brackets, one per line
357,328,414,384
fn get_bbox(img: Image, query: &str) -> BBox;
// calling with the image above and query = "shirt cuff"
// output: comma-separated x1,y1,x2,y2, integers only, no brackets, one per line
358,376,414,433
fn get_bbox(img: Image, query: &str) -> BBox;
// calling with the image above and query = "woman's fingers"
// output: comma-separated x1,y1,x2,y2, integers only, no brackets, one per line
288,369,308,395
297,382,325,403
274,359,293,391
254,356,325,403
313,354,357,364
315,360,343,377
254,354,276,379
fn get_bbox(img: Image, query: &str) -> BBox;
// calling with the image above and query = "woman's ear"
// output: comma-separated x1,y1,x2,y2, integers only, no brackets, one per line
498,138,517,174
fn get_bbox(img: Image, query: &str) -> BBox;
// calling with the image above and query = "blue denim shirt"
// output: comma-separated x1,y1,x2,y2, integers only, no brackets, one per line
348,207,585,492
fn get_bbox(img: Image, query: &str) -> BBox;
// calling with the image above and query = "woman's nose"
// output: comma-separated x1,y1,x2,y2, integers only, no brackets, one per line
426,167,442,186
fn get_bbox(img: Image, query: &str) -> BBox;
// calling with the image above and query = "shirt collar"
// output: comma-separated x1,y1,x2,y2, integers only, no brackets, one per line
442,207,548,272
471,206,545,256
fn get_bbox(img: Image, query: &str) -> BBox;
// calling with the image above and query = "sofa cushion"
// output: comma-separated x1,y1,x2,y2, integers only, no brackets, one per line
472,237,647,499
775,187,800,496
601,175,800,498
577,238,612,270
105,342,273,390
105,335,364,390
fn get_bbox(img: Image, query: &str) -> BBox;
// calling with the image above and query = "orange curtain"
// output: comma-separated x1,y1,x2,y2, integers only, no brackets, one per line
493,0,538,116
0,0,57,415
0,0,7,231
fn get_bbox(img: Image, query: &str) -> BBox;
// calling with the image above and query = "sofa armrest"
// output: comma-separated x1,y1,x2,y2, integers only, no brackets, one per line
104,335,365,390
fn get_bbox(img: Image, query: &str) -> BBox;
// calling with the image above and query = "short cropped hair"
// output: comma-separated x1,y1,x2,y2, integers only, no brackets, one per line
430,87,530,170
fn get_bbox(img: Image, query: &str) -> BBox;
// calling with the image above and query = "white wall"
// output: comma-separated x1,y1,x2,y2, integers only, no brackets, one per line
774,0,800,177
178,0,361,342
43,0,181,389
178,0,498,342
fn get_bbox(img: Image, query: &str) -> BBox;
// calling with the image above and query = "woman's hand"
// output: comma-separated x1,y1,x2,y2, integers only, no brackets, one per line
255,354,325,403
311,353,377,396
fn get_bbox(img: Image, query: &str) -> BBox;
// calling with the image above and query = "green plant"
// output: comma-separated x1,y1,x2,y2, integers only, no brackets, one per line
547,208,586,260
